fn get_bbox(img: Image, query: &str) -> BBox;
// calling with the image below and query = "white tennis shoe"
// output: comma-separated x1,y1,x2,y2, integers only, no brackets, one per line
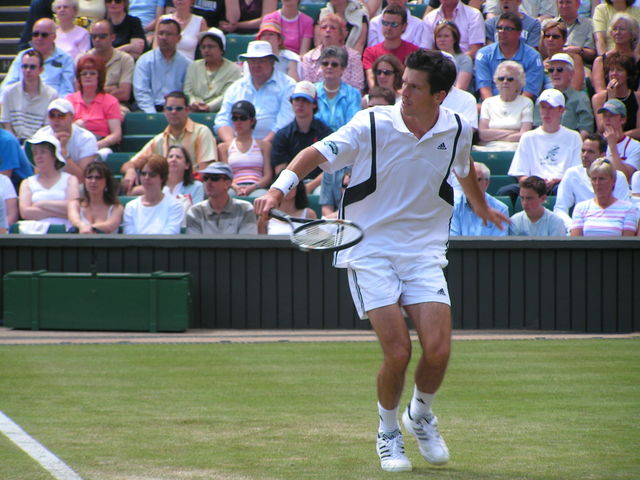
376,429,412,472
402,408,449,465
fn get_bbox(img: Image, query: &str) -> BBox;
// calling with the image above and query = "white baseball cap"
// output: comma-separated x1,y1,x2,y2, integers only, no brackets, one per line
47,98,74,115
549,53,574,69
536,88,565,108
238,40,278,62
197,27,226,49
291,81,317,102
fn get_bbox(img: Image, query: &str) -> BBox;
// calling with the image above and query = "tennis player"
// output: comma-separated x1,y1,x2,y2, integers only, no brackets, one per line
254,49,508,472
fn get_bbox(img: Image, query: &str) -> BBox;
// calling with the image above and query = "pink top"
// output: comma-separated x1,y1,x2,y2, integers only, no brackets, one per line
571,199,639,236
55,25,91,60
263,10,314,54
66,91,122,139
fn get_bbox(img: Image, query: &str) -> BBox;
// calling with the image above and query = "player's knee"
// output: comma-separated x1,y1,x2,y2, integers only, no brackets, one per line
424,342,450,367
384,343,412,370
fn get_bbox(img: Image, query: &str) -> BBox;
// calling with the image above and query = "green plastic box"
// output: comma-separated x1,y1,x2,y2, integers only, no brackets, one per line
3,270,192,332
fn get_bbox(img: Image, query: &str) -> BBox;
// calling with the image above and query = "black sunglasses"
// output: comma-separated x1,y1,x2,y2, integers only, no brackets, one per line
375,69,394,76
547,67,564,73
321,60,340,68
544,33,562,39
231,114,249,122
202,174,227,182
91,33,109,40
32,31,51,38
21,64,38,70
497,76,515,82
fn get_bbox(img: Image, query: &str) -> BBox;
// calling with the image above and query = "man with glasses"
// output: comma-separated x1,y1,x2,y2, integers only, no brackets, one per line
422,0,485,58
450,162,509,236
363,6,420,90
32,98,98,180
475,12,543,101
1,18,74,98
532,53,593,137
0,49,58,143
121,91,217,193
133,18,191,114
85,19,135,113
215,41,295,144
485,0,541,47
368,0,428,47
186,162,258,234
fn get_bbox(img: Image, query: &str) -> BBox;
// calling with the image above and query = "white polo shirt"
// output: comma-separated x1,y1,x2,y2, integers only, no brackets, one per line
313,104,472,268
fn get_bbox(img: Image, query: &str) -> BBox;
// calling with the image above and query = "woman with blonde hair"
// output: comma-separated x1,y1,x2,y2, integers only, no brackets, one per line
570,158,638,236
433,21,473,91
53,0,91,60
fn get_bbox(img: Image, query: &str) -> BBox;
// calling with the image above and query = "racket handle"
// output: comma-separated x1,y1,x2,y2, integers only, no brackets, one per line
268,208,289,222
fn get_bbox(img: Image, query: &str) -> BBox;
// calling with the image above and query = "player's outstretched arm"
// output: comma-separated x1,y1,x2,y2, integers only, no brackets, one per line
254,146,328,220
457,158,510,230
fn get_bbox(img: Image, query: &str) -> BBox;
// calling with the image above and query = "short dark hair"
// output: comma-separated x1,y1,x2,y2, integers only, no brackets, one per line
199,33,224,52
158,18,181,35
164,90,189,106
23,49,44,67
584,133,607,154
382,5,407,24
368,86,396,106
404,49,456,95
498,12,522,31
319,45,349,68
519,176,547,197
140,154,169,187
604,51,638,90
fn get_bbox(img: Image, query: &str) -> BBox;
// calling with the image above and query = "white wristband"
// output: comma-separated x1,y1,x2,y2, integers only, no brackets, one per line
271,169,299,196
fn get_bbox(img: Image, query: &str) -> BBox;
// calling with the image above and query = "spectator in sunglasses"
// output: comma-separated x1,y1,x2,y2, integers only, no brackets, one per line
121,91,217,193
543,0,596,64
0,49,58,143
85,19,135,114
368,0,428,48
476,60,533,152
186,162,258,234
475,12,544,101
539,21,584,92
123,154,184,234
362,54,402,108
314,46,361,133
532,53,593,137
0,18,75,98
363,6,418,90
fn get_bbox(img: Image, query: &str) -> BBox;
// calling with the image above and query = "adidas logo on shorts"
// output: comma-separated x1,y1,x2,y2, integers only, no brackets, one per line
437,142,447,150
437,288,446,296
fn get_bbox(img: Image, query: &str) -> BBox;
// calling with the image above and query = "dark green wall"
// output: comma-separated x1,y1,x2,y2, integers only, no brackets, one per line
0,236,637,333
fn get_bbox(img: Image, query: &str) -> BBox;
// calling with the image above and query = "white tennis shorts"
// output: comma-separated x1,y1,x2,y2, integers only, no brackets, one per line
346,255,451,320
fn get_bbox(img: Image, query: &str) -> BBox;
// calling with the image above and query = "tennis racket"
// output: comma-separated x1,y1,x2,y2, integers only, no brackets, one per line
269,209,364,252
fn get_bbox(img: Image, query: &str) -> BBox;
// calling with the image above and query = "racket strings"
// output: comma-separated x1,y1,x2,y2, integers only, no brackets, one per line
293,222,362,250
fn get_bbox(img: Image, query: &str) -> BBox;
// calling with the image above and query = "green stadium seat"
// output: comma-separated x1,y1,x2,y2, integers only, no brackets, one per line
105,152,133,175
407,3,427,18
9,223,68,234
189,112,217,135
224,34,254,62
471,150,514,175
299,3,324,21
121,135,153,152
123,112,167,135
487,174,517,196
495,196,514,217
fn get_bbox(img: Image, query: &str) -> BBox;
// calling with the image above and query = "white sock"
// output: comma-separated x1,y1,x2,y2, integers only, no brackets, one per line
409,386,435,420
377,402,400,433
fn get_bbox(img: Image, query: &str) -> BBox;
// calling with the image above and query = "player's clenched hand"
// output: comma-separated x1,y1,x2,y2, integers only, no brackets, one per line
253,188,284,220
476,205,511,230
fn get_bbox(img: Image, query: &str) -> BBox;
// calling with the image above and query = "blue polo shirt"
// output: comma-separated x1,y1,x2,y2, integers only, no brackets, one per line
0,129,34,181
474,41,544,98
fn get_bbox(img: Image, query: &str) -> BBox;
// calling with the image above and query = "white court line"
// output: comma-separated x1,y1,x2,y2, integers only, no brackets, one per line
0,411,84,480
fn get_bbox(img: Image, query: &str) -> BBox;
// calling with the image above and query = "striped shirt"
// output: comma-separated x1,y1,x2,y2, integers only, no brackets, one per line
571,198,638,236
227,138,264,185
0,81,58,141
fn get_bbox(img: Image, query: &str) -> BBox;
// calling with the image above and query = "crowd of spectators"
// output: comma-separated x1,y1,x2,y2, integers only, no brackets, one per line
0,0,639,237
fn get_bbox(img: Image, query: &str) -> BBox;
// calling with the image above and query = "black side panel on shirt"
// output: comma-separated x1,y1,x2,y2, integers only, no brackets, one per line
438,113,462,206
342,111,377,209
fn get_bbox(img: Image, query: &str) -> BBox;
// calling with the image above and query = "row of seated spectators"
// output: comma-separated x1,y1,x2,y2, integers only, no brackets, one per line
0,0,639,235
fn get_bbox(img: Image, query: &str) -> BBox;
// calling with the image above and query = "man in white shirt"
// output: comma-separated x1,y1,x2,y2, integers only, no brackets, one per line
598,98,640,181
368,0,429,47
554,133,630,228
254,50,507,473
509,175,567,235
32,98,98,181
500,88,581,200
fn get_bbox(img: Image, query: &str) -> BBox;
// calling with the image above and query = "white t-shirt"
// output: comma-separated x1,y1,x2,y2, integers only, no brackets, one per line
442,87,478,130
313,104,472,268
605,136,640,172
554,164,630,228
122,194,184,234
35,124,99,163
0,174,17,228
509,126,582,180
480,95,533,130
509,208,567,236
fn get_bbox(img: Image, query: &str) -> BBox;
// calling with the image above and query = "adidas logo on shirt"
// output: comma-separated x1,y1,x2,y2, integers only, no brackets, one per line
437,143,447,150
